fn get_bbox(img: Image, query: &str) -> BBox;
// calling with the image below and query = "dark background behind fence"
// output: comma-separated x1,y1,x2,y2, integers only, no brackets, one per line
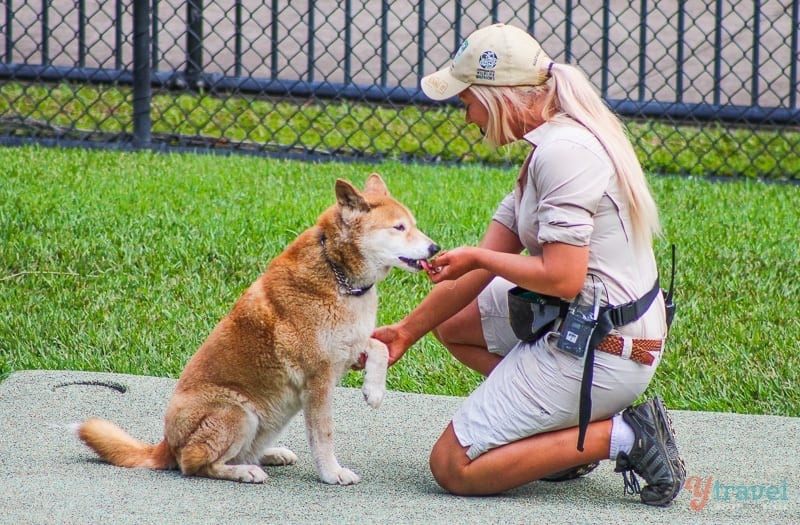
1,1,798,178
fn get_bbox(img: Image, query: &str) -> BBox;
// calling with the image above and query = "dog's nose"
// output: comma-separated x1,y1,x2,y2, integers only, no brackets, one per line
428,244,440,257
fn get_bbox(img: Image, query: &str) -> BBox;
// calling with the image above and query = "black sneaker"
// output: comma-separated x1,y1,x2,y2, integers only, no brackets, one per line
541,461,601,482
614,397,686,506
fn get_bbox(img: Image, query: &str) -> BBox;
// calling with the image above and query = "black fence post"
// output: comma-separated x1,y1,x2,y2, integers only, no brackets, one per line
186,0,204,89
41,0,50,65
133,0,151,147
115,0,124,70
792,0,799,110
3,0,12,64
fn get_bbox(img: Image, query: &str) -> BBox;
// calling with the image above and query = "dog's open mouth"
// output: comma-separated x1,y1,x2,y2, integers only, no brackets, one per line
399,257,440,272
399,257,422,271
399,257,425,270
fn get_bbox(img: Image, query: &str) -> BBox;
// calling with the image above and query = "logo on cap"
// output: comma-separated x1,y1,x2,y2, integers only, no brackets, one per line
478,51,498,69
476,50,498,81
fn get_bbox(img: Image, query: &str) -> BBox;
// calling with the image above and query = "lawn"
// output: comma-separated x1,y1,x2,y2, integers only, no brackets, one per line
1,145,798,417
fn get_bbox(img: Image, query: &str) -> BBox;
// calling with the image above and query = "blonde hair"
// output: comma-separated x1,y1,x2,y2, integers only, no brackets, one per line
469,65,660,246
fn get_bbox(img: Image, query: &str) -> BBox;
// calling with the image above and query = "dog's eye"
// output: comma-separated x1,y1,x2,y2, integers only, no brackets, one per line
393,224,406,232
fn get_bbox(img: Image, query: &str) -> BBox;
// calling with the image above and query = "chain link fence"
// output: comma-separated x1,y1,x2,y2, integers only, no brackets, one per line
1,1,798,179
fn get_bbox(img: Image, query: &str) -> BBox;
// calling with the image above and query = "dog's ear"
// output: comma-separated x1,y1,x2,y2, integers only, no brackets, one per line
363,173,389,196
335,179,371,214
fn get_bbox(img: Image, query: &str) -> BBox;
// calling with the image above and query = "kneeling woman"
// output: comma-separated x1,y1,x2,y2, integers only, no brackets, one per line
373,23,685,506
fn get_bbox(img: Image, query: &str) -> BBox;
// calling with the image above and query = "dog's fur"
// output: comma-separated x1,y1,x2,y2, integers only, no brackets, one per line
77,174,438,485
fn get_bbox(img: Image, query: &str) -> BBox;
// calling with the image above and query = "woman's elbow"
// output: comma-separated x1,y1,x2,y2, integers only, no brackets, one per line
555,277,585,299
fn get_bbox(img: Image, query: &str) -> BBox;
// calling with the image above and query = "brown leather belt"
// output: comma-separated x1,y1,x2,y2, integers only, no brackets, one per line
595,336,663,366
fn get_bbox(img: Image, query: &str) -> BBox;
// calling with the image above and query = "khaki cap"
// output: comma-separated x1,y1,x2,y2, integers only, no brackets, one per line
421,23,552,101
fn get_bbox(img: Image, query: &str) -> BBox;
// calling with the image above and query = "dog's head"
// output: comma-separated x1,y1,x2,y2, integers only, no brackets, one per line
332,174,439,279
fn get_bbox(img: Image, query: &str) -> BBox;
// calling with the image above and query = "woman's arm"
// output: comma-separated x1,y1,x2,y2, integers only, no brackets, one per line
374,220,523,366
428,241,589,299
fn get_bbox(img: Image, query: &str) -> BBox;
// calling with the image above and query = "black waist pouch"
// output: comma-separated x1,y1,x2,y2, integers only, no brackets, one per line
507,286,568,343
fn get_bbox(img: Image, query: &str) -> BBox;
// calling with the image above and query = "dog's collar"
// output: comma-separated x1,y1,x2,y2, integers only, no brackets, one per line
320,235,374,297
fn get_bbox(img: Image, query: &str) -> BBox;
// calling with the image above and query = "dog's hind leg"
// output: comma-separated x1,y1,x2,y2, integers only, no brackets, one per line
176,405,268,483
259,447,298,466
202,460,268,483
303,373,360,485
250,414,299,466
361,338,389,409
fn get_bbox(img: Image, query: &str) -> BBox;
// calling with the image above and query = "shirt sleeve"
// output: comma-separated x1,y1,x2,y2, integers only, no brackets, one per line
492,190,518,234
531,138,613,246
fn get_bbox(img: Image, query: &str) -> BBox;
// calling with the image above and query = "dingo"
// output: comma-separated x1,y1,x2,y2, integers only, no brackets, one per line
77,174,438,485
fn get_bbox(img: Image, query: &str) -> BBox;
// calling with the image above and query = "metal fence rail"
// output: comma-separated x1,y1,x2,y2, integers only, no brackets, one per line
1,1,798,178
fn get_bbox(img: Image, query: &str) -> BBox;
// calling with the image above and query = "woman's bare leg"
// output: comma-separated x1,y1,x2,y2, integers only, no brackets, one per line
429,420,612,496
431,282,608,494
432,298,501,376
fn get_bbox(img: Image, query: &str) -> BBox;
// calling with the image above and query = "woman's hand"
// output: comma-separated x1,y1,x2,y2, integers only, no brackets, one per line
424,247,480,283
372,323,414,367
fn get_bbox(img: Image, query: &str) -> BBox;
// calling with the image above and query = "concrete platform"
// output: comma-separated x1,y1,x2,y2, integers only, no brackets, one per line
0,370,796,524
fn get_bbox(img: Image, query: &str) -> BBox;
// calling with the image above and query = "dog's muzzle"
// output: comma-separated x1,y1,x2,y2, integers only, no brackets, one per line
399,243,440,270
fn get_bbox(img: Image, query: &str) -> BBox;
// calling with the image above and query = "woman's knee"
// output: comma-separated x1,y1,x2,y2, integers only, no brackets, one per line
432,300,483,348
431,314,457,346
429,425,473,496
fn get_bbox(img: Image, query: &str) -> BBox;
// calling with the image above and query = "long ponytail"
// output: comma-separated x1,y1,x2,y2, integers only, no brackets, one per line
543,63,661,246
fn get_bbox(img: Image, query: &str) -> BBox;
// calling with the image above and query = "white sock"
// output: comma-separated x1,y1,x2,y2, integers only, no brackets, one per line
609,413,635,460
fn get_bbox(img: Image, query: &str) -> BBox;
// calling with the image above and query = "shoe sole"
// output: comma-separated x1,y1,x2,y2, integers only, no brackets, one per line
652,396,687,502
640,397,686,506
541,461,601,482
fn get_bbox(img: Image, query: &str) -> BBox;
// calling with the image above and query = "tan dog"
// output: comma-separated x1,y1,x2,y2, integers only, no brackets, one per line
77,174,438,485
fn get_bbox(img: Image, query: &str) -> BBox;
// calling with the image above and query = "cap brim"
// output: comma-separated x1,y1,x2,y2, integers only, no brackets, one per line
420,68,471,101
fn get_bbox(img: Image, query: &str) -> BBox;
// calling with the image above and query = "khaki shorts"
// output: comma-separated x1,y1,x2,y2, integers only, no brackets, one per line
451,277,659,460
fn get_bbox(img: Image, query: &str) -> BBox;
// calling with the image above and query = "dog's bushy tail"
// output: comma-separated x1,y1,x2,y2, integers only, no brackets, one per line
78,418,176,470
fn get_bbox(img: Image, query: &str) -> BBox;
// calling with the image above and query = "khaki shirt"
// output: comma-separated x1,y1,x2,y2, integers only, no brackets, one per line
492,119,666,339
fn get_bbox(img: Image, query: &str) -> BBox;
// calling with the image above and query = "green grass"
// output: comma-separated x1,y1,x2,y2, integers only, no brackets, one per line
1,82,799,180
1,145,798,417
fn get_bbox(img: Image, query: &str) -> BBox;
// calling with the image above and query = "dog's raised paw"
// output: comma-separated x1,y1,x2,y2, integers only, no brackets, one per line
362,382,385,409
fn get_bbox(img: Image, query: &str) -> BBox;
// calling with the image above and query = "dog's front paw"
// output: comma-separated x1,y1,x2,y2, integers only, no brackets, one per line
336,467,361,485
362,381,385,409
319,466,361,485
